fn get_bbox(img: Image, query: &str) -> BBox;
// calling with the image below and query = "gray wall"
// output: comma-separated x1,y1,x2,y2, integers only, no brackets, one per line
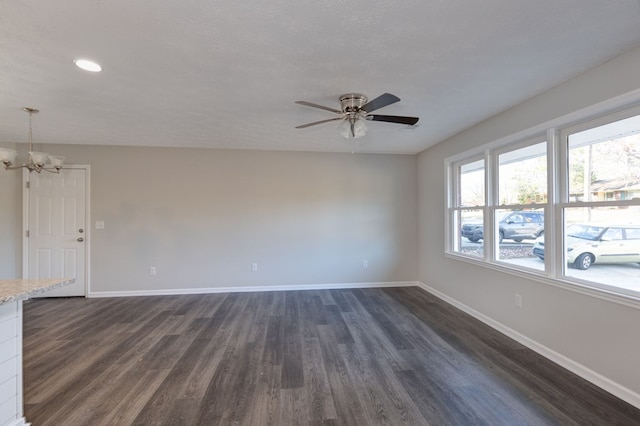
0,143,21,279
418,45,640,400
16,146,417,293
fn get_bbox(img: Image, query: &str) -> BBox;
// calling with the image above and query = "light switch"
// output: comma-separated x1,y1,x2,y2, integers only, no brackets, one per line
95,221,105,229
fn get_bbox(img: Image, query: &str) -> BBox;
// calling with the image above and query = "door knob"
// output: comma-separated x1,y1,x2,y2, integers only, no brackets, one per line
77,237,84,242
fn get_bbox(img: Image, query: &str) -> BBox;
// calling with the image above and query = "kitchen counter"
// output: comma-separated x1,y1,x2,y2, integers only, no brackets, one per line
0,278,74,426
0,278,75,305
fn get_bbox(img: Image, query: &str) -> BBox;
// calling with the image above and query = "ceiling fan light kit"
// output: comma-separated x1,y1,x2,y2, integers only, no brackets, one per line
338,117,368,139
295,93,419,139
0,107,65,174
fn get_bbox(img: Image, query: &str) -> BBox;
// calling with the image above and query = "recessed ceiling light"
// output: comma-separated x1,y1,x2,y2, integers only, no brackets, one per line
73,59,102,72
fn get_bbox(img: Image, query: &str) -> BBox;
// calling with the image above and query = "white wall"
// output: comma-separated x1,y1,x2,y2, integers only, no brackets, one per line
418,45,640,403
18,146,417,293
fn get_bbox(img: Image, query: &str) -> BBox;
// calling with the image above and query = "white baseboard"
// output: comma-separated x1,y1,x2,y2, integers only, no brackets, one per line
416,281,640,410
88,281,419,298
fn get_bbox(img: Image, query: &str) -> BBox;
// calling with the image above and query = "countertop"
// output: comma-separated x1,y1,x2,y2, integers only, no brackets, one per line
0,278,76,305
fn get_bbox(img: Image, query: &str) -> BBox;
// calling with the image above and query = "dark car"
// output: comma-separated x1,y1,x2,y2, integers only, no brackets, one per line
461,211,544,243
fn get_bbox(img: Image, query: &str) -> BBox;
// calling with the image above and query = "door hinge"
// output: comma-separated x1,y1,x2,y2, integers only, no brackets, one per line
25,181,30,189
26,230,30,238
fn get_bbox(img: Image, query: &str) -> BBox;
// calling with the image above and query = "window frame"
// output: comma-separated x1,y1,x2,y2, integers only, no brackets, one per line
492,137,548,266
447,155,487,258
445,100,640,305
449,136,548,266
557,106,640,297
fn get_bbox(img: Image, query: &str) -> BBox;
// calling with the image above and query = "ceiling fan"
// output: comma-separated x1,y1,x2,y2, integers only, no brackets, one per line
295,93,419,139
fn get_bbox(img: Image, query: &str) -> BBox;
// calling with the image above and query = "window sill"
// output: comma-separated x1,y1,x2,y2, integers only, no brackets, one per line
445,251,640,309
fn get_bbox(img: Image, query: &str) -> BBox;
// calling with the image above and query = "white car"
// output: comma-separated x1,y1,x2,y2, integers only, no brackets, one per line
532,224,640,270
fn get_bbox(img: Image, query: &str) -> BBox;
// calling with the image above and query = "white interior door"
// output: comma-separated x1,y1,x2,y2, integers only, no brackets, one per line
25,167,88,297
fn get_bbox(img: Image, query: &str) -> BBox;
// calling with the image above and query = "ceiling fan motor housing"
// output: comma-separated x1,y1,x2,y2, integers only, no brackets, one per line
339,93,367,115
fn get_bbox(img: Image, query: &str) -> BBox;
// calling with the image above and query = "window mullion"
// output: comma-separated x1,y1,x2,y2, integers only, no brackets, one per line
445,163,457,253
485,149,497,262
547,128,561,278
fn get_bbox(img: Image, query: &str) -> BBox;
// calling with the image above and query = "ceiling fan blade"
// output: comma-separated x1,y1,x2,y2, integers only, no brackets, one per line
366,115,419,126
295,101,342,114
361,93,401,113
295,116,344,129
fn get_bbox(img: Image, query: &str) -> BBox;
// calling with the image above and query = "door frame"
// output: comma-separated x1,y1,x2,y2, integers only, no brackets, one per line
22,165,91,296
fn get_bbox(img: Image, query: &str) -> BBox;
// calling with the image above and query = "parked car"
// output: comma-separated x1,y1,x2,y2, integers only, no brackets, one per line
461,211,544,243
532,223,640,270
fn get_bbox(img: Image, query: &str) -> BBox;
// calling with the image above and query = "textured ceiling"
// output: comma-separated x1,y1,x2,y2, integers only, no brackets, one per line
2,1,640,155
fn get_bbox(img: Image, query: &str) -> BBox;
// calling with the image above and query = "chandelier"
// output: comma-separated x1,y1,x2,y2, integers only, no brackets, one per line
0,107,65,174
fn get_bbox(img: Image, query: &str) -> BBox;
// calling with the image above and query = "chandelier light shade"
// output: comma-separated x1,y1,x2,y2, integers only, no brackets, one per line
0,148,18,165
0,107,65,174
49,155,66,168
28,151,50,165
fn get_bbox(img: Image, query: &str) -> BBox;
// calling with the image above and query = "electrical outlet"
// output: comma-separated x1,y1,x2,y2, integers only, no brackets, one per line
251,263,258,272
363,260,368,268
149,266,156,276
515,293,523,308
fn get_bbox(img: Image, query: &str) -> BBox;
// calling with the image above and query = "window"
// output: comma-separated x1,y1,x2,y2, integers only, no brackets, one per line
450,140,547,269
495,141,546,270
626,228,640,239
447,105,640,300
561,112,640,295
452,159,485,259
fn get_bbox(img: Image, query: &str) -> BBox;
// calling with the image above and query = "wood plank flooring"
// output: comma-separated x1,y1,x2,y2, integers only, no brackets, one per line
22,287,640,425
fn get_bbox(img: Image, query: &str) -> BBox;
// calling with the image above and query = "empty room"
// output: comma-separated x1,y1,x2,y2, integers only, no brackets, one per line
2,1,640,425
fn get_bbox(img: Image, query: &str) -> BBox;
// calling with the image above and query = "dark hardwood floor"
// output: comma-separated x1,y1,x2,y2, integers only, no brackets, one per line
22,287,640,425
